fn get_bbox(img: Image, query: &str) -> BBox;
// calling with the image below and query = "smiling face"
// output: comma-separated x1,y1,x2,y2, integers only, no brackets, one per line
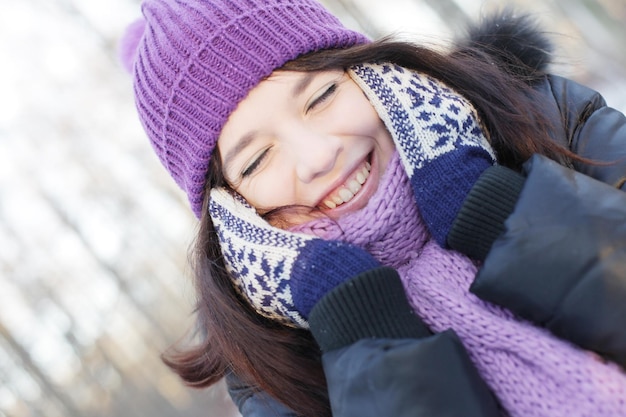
217,69,395,226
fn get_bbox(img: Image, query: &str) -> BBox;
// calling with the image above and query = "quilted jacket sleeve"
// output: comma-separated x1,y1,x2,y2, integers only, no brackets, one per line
470,155,626,367
228,267,501,417
545,75,626,190
449,75,626,259
448,75,626,367
226,372,299,417
309,267,500,417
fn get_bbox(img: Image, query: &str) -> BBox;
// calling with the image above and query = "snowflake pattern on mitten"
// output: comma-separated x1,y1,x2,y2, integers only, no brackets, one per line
209,188,379,327
349,63,496,245
210,188,313,327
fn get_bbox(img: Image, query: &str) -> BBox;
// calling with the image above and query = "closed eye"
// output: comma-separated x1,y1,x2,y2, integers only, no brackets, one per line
306,83,337,113
241,147,270,178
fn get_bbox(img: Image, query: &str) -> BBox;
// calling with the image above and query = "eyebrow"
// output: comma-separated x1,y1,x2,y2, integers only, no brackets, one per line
222,131,258,178
292,72,316,98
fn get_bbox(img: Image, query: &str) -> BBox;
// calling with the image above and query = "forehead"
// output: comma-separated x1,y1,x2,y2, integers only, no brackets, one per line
247,70,313,100
236,69,343,108
218,72,301,140
219,70,341,138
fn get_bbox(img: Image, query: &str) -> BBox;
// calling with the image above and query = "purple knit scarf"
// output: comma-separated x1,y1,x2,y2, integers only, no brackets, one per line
291,152,626,417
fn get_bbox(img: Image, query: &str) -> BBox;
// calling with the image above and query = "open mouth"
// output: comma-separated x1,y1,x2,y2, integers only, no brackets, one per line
320,159,371,210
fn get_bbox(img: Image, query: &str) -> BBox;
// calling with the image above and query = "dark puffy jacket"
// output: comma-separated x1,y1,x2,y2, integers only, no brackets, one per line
228,17,626,417
229,267,502,417
229,154,626,417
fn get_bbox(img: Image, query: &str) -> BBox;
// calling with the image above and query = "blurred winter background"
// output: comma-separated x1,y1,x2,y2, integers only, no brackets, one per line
1,0,625,416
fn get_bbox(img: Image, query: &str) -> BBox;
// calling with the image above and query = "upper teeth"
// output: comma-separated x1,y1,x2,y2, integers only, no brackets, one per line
322,162,371,209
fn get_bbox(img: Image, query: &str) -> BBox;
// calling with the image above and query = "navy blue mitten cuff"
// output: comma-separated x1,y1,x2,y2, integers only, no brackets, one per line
292,240,381,319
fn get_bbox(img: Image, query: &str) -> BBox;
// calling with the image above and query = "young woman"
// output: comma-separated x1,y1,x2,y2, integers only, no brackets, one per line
120,0,626,416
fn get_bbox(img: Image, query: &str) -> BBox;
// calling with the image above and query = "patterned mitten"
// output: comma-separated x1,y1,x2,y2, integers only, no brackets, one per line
209,188,381,328
349,63,497,246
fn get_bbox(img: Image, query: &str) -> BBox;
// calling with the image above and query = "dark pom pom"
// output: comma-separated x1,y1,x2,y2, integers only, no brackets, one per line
460,9,553,76
119,18,146,74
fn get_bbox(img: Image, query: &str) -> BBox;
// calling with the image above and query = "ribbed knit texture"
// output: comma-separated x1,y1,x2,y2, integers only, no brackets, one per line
448,165,526,260
308,267,431,352
294,151,626,417
121,0,368,217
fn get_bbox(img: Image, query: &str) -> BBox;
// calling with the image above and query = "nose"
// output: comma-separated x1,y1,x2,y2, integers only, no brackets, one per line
292,131,343,183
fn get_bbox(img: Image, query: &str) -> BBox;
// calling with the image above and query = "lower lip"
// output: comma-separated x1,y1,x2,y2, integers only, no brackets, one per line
322,152,380,219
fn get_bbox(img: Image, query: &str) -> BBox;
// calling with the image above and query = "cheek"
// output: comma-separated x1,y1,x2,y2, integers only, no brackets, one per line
351,93,395,166
238,172,296,211
354,97,394,150
345,89,387,135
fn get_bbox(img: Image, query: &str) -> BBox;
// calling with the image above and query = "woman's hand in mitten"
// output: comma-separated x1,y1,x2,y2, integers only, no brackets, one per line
350,63,496,246
209,188,381,328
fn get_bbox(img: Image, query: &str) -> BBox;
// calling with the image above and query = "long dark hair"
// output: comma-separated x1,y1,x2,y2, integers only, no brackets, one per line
162,36,583,417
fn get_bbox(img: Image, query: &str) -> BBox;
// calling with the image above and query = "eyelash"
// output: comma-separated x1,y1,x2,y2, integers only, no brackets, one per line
306,83,337,113
241,148,270,178
240,81,339,178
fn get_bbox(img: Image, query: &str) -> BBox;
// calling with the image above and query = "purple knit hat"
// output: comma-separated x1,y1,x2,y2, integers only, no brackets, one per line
120,0,369,218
